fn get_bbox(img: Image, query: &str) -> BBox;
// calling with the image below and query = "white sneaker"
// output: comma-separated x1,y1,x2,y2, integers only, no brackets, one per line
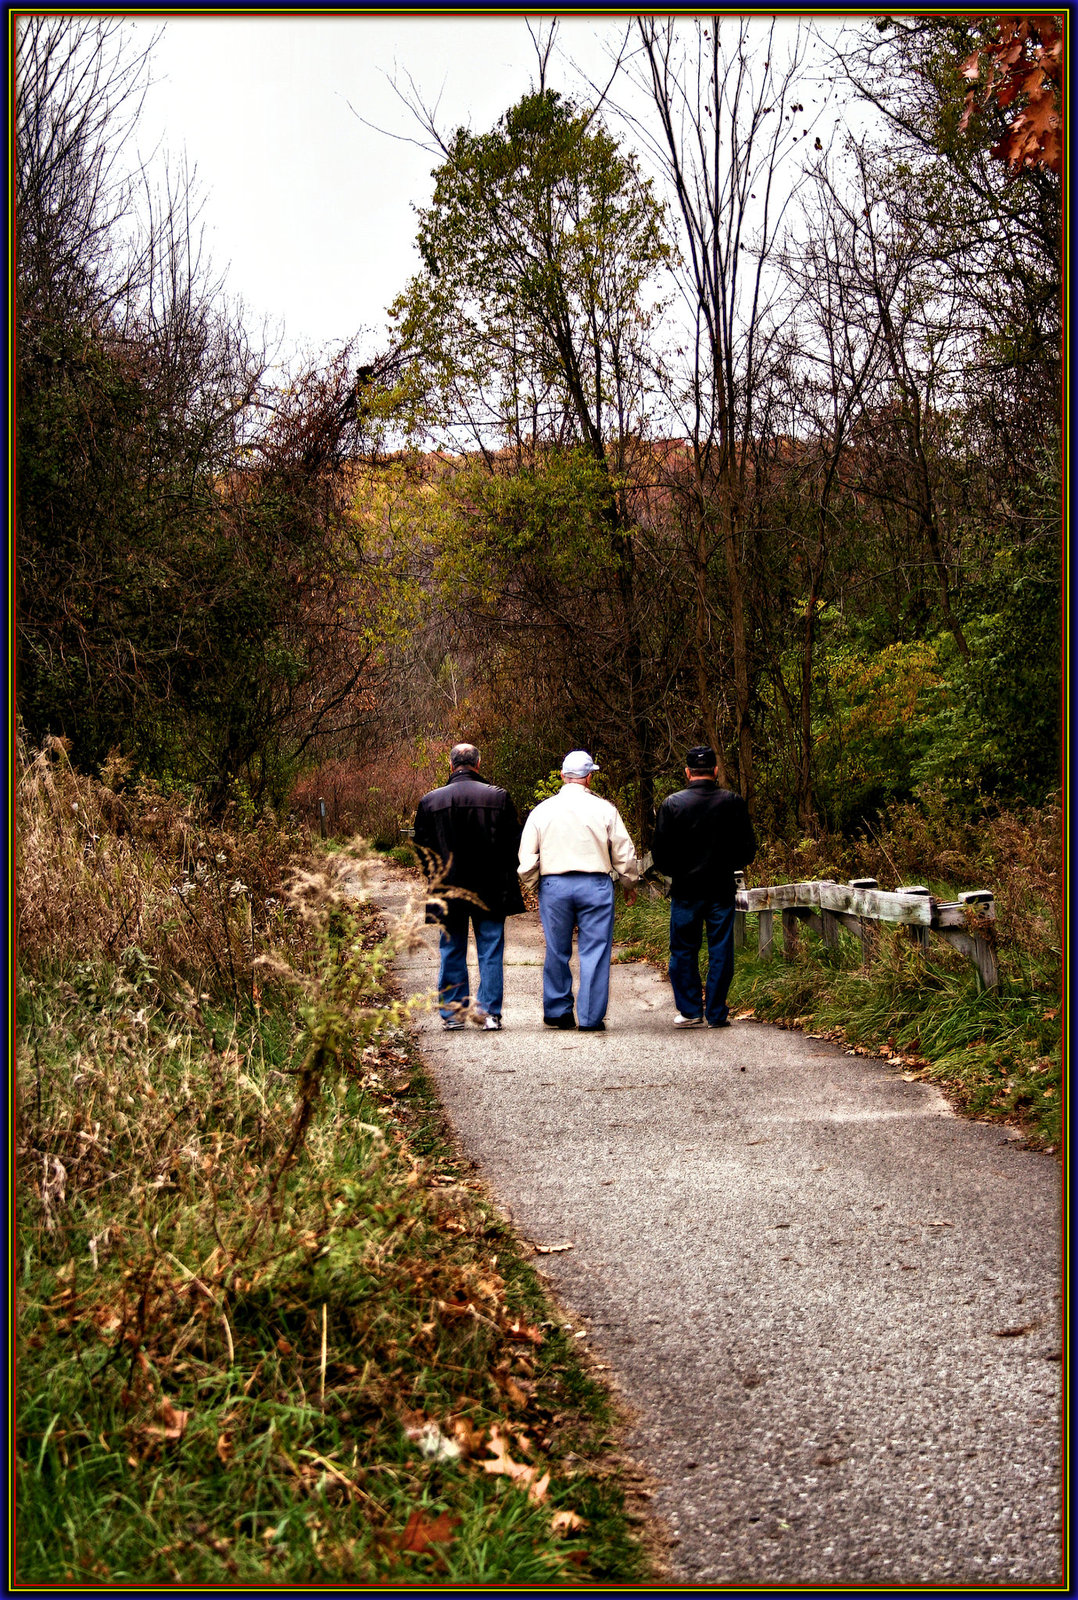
482,1015,502,1031
442,1017,466,1031
674,1012,704,1027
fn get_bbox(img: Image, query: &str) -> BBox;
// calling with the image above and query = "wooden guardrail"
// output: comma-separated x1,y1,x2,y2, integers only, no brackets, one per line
729,874,998,989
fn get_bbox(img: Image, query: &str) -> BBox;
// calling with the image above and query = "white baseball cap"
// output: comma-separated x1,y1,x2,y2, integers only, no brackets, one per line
561,750,600,777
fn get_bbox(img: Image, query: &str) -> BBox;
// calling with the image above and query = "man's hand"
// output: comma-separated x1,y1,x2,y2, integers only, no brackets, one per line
624,885,638,907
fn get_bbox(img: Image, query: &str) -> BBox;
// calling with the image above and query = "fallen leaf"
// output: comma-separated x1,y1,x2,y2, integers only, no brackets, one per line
449,1415,487,1457
503,1374,530,1408
551,1509,587,1535
143,1399,190,1442
216,1432,233,1464
394,1510,460,1553
481,1426,550,1501
276,1337,293,1356
990,1321,1041,1338
481,1426,531,1484
533,1242,574,1254
503,1317,544,1345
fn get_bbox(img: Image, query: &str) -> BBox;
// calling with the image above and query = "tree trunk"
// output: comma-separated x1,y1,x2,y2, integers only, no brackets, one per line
722,497,753,803
691,493,730,787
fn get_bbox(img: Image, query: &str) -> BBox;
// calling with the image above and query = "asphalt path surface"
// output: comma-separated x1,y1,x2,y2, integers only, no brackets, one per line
373,866,1064,1587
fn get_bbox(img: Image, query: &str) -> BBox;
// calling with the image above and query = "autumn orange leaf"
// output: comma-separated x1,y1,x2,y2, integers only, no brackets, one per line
449,1414,487,1456
481,1426,551,1502
503,1316,544,1344
143,1399,190,1441
959,16,1063,173
394,1510,460,1553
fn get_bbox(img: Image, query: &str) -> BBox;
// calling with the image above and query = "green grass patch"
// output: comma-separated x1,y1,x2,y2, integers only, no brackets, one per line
615,890,1061,1150
15,848,651,1585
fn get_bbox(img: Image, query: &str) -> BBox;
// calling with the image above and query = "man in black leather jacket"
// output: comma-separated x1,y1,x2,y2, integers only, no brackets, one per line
413,744,525,1031
650,745,757,1029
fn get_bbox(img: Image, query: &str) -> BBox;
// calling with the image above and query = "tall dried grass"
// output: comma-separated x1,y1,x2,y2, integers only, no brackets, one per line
17,738,304,1007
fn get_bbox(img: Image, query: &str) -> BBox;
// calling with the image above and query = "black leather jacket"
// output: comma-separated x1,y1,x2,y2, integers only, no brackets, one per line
413,769,526,920
650,780,757,904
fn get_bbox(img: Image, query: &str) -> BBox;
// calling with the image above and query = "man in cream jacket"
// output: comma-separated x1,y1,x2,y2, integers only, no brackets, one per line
518,751,639,1032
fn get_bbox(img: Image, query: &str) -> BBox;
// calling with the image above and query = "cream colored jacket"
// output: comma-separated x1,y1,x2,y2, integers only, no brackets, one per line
517,781,640,891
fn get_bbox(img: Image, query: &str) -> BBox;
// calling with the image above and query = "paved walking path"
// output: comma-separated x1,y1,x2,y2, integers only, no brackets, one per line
373,866,1063,1586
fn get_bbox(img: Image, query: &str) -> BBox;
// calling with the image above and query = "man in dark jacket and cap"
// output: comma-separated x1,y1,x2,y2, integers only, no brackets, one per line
413,744,525,1031
650,746,757,1029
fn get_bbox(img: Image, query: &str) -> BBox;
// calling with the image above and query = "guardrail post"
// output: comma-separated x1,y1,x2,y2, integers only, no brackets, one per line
318,797,327,840
758,909,774,959
849,879,879,965
781,907,800,960
897,885,931,950
733,871,746,950
959,891,999,989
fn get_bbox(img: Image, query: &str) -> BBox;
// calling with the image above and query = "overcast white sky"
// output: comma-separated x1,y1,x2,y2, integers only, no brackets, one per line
127,14,868,367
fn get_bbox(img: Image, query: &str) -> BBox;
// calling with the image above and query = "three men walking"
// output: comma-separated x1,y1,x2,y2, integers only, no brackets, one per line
414,741,755,1033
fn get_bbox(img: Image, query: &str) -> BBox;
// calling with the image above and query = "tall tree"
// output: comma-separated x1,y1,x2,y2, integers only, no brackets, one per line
632,18,821,805
831,14,1062,449
392,87,673,836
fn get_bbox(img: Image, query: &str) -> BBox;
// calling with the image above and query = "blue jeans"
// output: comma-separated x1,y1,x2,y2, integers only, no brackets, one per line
438,910,505,1020
668,898,735,1025
538,872,615,1028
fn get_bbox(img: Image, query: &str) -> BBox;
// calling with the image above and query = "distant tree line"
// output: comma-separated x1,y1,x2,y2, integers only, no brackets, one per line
16,16,1061,840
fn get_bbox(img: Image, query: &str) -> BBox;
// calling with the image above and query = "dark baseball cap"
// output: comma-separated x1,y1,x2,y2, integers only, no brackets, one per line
686,745,717,770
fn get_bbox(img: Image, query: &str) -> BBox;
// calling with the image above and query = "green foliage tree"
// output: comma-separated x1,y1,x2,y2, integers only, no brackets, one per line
392,88,678,838
394,89,666,471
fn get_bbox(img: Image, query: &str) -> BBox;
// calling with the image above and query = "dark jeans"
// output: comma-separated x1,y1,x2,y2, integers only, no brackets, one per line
438,908,505,1020
668,898,735,1025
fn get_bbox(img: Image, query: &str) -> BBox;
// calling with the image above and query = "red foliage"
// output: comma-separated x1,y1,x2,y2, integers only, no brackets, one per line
959,15,1064,174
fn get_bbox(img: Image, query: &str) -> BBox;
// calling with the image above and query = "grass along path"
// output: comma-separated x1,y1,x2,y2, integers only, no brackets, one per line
15,827,654,1585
